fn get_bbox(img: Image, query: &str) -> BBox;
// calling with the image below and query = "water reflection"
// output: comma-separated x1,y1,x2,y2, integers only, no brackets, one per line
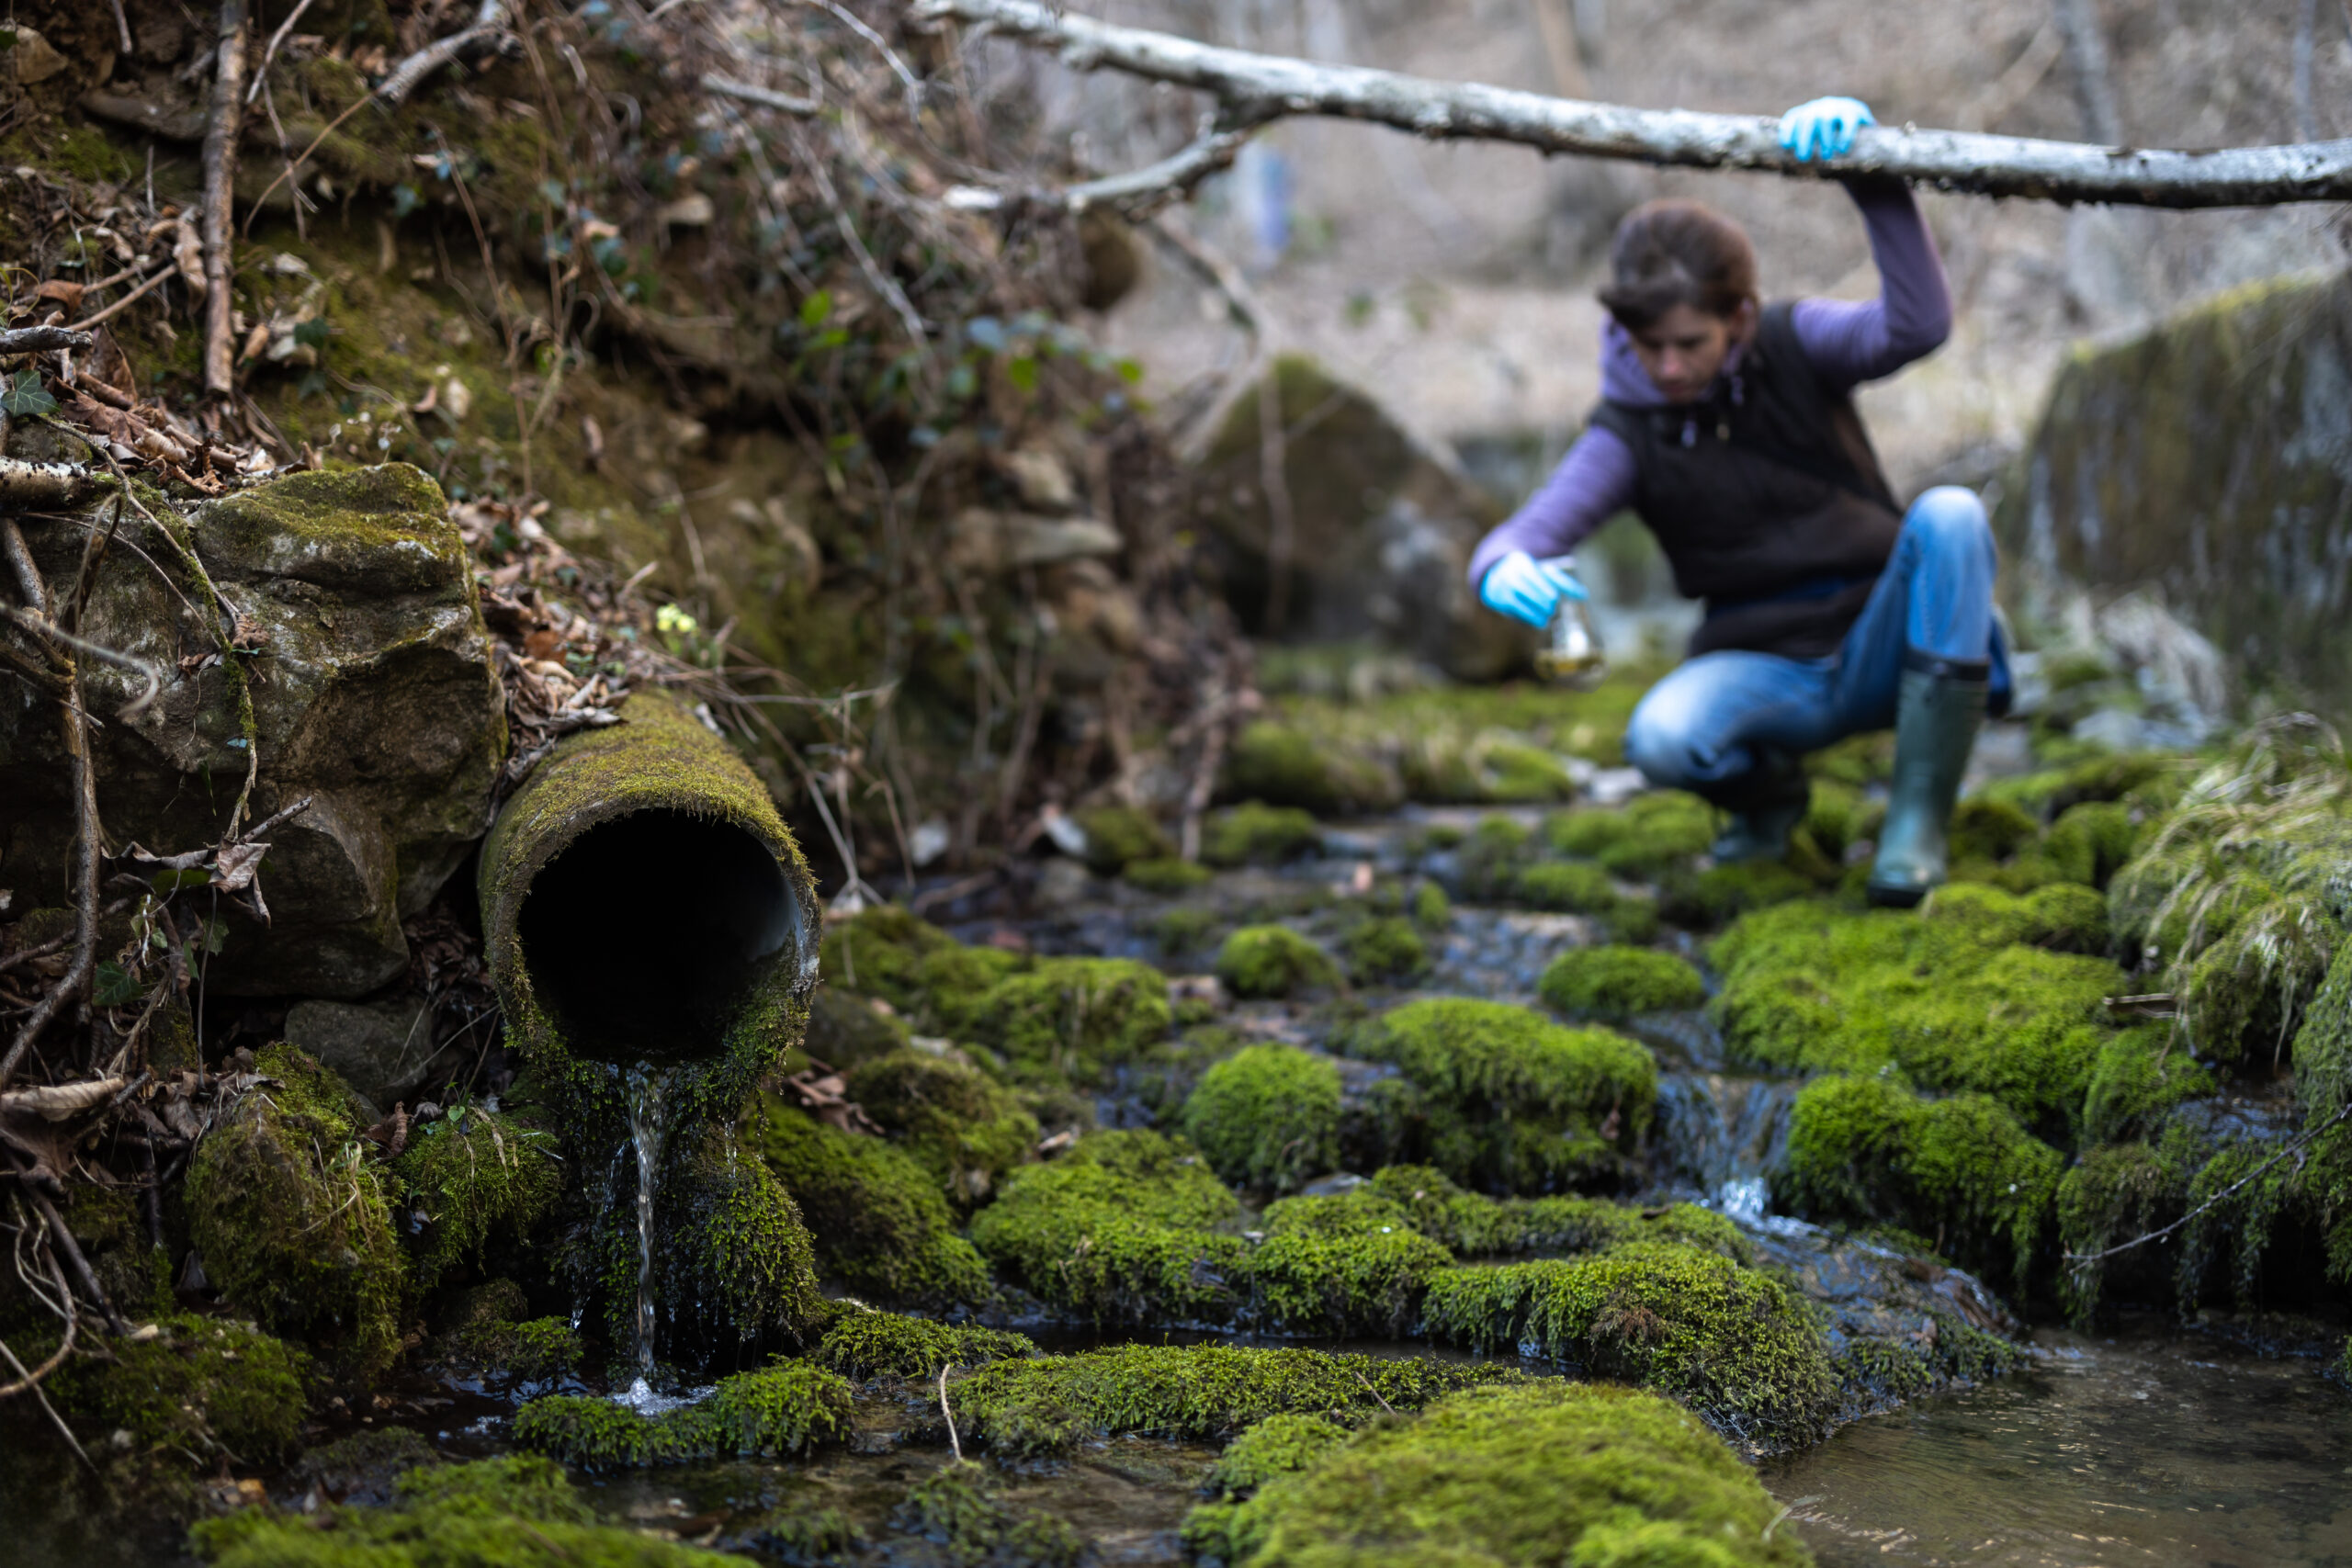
1762,1324,2352,1566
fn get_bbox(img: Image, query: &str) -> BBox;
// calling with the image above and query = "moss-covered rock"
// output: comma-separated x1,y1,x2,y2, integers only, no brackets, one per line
652,1121,829,1352
1421,1243,1838,1451
968,1130,1247,1325
751,1094,989,1307
1709,886,2138,1135
814,1306,1036,1381
1454,816,1536,901
1246,1191,1459,1337
1537,945,1706,1021
1223,720,1404,816
193,1454,739,1567
1197,1412,1351,1503
892,1462,1083,1568
187,1044,404,1380
1216,925,1341,999
951,956,1173,1085
820,905,958,1014
51,1313,310,1471
1340,915,1430,985
803,984,914,1070
944,1343,1522,1459
514,1359,854,1470
843,1047,1040,1208
1199,1381,1812,1567
1657,860,1821,929
1357,1166,1748,1261
390,1105,561,1289
1125,855,1213,894
1348,999,1657,1194
1778,1074,2063,1294
1073,804,1173,875
1203,801,1325,867
439,1313,583,1386
1180,1044,1343,1193
1546,792,1716,879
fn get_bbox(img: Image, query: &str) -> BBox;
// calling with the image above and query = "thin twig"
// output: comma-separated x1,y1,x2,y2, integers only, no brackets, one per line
247,0,321,105
379,1,508,106
2063,1101,2352,1269
702,73,820,116
939,1361,962,1460
0,1333,94,1468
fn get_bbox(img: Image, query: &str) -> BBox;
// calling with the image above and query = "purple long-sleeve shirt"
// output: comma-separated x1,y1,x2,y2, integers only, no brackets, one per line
1466,181,1951,590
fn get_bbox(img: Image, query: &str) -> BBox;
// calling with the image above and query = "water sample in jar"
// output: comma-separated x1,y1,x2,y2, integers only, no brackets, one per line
1534,593,1608,688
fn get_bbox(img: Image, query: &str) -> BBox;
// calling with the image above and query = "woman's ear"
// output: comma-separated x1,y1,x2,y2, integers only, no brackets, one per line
1729,298,1760,342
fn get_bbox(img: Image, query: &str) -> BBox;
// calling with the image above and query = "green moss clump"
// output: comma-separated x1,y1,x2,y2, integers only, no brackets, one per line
1246,1193,1458,1337
1513,860,1616,913
391,1107,561,1289
820,905,959,1012
893,1462,1083,1568
815,1306,1035,1381
1657,861,1820,929
1203,801,1324,866
843,1048,1039,1208
1350,999,1657,1194
1538,945,1706,1020
1125,855,1212,893
656,1122,829,1352
1216,925,1341,999
1422,1243,1837,1450
957,956,1173,1084
1359,1166,1749,1261
804,985,913,1070
1223,721,1403,815
2056,1143,2179,1324
1341,915,1430,985
1180,1044,1343,1192
1455,816,1536,901
442,1314,582,1384
514,1360,854,1470
1950,795,2042,864
1410,880,1452,930
1074,804,1173,875
944,1343,1522,1459
1709,887,2140,1134
1778,1074,2063,1293
751,1095,989,1307
1204,1381,1812,1568
1201,1412,1351,1501
2080,1025,2215,1144
51,1314,309,1470
967,1131,1247,1325
187,1044,404,1381
193,1454,740,1567
1546,792,1717,879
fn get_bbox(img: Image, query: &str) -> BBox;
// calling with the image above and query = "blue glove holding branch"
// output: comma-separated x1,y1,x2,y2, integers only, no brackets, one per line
1778,96,1875,163
1479,551,1586,627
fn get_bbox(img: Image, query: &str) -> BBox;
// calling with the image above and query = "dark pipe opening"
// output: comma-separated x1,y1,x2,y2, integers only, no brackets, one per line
517,812,799,1062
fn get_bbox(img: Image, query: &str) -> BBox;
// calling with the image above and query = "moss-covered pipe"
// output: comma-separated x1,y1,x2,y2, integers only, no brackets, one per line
480,691,820,1079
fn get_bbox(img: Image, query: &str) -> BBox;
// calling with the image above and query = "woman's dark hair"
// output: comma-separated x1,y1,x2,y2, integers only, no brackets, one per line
1597,199,1758,331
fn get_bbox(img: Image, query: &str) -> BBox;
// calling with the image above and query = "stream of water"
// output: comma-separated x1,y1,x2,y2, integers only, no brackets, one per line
623,1063,677,1404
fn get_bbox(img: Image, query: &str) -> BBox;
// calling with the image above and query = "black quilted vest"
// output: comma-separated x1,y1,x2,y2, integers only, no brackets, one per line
1590,302,1903,660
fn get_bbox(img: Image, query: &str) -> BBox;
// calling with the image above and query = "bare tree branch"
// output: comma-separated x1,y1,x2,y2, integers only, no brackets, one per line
703,72,820,116
0,328,95,356
379,1,509,106
915,0,2352,209
200,3,250,398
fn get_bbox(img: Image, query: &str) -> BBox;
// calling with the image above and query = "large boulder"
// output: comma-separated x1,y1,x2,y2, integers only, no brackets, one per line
0,459,504,997
1197,355,1531,680
1998,267,2352,719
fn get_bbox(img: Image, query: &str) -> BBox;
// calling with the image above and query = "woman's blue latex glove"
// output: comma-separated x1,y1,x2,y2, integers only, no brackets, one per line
1778,96,1875,163
1479,551,1586,626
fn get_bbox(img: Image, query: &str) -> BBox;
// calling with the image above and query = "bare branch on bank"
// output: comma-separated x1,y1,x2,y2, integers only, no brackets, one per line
914,0,2352,209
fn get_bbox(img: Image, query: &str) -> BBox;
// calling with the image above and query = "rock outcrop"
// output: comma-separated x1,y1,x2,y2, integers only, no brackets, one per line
1999,267,2352,717
0,459,504,997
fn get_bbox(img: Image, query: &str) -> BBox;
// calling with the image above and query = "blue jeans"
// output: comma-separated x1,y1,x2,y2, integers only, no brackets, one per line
1623,487,2001,799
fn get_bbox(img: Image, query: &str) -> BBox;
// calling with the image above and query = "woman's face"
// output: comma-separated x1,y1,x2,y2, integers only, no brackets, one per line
1627,299,1756,404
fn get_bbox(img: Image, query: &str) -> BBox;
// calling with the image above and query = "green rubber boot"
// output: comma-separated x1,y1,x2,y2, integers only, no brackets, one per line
1867,659,1988,908
1708,747,1810,863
